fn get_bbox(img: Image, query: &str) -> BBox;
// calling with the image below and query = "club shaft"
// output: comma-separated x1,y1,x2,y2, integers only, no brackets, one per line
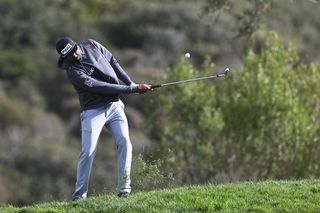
151,74,226,89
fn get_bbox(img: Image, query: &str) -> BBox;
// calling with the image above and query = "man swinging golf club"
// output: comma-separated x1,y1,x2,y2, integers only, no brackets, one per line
55,37,152,200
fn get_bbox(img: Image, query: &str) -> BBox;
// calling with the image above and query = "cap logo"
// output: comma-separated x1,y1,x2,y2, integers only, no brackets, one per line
61,43,73,55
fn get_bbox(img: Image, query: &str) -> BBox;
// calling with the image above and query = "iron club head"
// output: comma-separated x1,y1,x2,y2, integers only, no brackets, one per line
224,68,230,76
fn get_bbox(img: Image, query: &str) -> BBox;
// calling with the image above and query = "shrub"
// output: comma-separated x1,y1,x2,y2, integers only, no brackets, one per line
131,154,174,191
144,33,320,184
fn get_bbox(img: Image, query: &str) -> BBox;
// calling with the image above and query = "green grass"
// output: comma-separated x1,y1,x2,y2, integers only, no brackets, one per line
2,180,320,213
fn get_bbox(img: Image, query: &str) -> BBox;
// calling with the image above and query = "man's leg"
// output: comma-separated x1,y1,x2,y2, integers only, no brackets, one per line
106,101,132,195
72,107,107,200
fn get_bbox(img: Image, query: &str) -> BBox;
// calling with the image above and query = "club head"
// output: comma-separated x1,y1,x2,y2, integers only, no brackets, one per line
224,68,230,76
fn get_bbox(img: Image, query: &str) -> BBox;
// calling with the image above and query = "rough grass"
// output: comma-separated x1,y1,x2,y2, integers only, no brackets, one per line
2,180,320,213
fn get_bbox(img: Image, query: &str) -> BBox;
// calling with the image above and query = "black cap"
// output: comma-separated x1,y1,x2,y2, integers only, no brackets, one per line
55,37,77,58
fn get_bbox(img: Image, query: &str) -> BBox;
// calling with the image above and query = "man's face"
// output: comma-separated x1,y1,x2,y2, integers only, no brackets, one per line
73,45,82,61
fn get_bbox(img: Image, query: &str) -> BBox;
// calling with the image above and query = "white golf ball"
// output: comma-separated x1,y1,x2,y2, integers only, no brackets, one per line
184,52,191,58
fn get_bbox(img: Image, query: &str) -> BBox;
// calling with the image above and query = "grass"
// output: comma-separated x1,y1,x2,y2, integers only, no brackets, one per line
2,180,320,212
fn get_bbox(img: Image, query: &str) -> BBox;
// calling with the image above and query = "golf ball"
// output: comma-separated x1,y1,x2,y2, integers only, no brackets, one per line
184,52,191,58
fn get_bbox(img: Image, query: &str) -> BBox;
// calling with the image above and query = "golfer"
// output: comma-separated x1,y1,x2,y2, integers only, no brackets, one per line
55,37,151,200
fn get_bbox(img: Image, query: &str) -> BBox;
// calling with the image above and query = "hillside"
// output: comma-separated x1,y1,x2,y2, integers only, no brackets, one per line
1,0,320,206
2,180,320,212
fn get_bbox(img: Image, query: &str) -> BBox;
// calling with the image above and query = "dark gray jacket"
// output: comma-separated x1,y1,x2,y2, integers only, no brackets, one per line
58,39,138,111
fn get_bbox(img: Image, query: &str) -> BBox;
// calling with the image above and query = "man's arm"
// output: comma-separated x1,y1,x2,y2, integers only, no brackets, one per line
110,56,133,85
90,39,133,85
67,67,138,94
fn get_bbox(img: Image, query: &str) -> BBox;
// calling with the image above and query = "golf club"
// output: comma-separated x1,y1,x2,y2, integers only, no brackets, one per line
151,67,230,89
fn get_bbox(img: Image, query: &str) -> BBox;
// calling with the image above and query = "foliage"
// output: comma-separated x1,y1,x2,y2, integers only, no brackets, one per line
202,0,273,39
221,33,320,179
202,0,319,39
0,90,30,128
0,95,79,205
145,59,225,184
145,33,320,183
131,154,174,191
2,180,320,213
0,0,320,207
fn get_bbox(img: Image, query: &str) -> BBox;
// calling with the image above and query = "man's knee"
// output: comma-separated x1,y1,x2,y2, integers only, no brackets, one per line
79,148,96,159
116,136,132,149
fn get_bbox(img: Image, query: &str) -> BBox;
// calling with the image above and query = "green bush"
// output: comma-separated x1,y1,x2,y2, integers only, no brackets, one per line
145,33,320,184
131,154,174,191
222,33,320,179
145,58,225,184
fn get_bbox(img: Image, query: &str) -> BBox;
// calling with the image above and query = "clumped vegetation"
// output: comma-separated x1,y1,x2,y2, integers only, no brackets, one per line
0,0,320,207
145,34,320,185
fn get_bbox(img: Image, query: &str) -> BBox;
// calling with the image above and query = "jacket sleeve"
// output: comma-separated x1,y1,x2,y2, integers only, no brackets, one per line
90,39,133,85
66,67,138,94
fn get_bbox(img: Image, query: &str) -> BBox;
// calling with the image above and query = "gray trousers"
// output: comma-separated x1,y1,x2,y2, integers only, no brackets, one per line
72,100,132,199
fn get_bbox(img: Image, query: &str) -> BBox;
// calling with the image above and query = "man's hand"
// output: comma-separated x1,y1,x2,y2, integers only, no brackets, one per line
137,84,152,94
